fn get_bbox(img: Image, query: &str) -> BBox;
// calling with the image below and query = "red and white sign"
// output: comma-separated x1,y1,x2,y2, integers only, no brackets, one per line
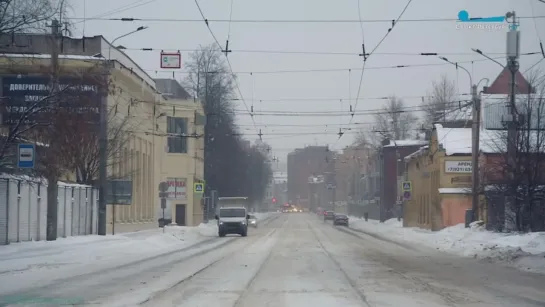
160,52,181,69
166,177,187,200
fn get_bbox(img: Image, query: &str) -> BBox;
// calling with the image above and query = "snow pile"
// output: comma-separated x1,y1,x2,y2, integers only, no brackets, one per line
349,217,545,273
0,224,214,282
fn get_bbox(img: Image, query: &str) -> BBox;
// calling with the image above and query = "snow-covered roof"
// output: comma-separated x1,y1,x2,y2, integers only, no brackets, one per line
443,104,472,122
404,145,429,162
433,124,503,155
0,173,94,188
434,124,472,155
383,139,427,148
438,187,471,194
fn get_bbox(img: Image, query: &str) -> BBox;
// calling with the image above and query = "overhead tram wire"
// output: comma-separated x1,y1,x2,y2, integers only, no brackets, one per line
349,0,414,126
116,47,522,57
72,0,159,25
139,52,540,76
193,0,258,134
69,15,545,23
331,0,414,150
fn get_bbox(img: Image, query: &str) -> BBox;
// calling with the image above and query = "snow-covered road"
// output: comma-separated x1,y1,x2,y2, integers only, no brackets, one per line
1,213,545,306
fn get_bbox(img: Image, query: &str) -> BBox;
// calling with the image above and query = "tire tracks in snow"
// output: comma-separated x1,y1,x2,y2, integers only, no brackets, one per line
0,216,283,303
138,217,286,306
329,223,463,307
230,218,288,307
306,220,372,307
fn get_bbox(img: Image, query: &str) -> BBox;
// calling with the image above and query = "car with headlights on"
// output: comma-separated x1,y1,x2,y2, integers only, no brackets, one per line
248,214,258,228
215,207,249,237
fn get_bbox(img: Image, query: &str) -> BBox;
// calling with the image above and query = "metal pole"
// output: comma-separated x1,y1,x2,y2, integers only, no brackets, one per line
97,65,108,235
98,27,148,236
112,204,115,235
506,11,520,229
471,84,480,222
162,208,165,233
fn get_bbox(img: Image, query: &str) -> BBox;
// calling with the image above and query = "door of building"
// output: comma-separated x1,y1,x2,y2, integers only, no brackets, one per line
175,204,186,226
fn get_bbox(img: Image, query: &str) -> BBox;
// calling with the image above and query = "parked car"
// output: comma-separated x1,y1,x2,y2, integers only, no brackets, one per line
333,214,349,226
324,211,335,221
248,214,258,228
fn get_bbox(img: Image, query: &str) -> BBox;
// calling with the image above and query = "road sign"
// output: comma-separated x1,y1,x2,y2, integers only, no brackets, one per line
17,143,35,169
160,198,167,209
160,52,181,69
194,182,204,193
106,179,133,205
159,192,169,198
402,181,412,191
403,191,411,200
159,181,169,192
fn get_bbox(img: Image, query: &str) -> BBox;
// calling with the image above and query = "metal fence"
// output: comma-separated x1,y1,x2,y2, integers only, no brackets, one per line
0,178,99,245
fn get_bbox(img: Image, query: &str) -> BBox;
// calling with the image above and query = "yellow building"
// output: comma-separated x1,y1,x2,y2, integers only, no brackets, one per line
0,35,205,233
154,79,205,226
404,124,473,230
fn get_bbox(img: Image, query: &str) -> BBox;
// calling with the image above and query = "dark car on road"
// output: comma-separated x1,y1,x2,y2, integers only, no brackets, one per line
324,211,335,221
333,214,349,226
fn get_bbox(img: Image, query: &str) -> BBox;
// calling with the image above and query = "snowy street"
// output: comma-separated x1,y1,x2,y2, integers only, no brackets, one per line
1,213,545,306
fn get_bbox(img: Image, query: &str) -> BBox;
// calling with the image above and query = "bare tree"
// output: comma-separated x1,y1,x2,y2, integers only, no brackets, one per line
483,72,545,232
184,44,271,203
421,74,458,125
61,100,135,185
0,0,67,36
373,96,417,140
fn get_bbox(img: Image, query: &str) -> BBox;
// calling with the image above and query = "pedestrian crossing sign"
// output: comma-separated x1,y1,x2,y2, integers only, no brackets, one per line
402,181,412,191
194,182,205,193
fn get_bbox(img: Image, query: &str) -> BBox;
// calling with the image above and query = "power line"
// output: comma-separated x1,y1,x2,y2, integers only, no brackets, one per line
69,15,545,23
335,0,414,151
120,47,518,57
73,0,158,25
350,0,414,124
193,0,258,133
141,52,541,76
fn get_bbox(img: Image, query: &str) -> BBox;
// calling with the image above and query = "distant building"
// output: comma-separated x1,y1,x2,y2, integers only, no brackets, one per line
287,146,334,210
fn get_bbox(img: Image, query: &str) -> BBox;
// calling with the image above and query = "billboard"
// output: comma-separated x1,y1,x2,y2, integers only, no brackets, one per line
106,179,133,205
166,177,187,200
1,75,102,126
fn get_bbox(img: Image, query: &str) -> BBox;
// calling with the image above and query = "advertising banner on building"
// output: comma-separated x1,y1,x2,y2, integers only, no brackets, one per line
445,161,472,173
166,177,187,200
1,75,102,126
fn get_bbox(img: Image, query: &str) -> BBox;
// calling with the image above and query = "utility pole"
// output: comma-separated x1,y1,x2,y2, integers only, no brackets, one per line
97,53,109,236
470,84,480,222
98,27,148,235
505,11,520,227
440,55,489,223
46,19,61,241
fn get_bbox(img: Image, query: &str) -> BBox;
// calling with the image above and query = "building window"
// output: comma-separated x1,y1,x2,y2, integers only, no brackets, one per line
167,117,188,153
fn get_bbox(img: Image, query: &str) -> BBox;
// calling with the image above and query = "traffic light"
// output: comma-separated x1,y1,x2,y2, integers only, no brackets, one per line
272,197,276,203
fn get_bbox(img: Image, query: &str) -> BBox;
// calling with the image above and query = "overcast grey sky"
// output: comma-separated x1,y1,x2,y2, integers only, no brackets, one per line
67,0,545,161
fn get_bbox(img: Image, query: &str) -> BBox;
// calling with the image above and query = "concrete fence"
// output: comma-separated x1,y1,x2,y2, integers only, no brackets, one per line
0,178,99,245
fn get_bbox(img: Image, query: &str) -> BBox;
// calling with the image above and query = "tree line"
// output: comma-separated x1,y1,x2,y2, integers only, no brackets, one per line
183,45,272,207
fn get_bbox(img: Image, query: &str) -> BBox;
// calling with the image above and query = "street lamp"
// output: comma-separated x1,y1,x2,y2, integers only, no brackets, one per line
108,26,149,59
439,56,489,224
97,25,149,235
471,49,505,69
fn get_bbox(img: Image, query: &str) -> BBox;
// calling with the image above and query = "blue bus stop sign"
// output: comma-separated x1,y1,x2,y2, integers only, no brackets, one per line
18,144,35,169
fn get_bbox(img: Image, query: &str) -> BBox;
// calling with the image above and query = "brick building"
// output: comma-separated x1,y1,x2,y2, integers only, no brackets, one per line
287,146,333,210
